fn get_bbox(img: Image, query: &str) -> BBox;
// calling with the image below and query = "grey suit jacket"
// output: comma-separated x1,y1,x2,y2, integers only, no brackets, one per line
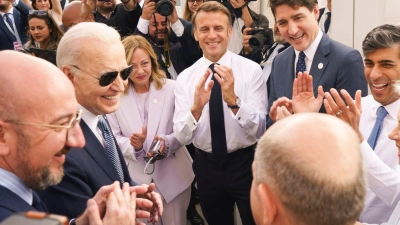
267,33,368,128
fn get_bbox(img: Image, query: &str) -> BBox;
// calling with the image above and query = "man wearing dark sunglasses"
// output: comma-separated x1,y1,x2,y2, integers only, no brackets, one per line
0,0,30,50
0,51,142,224
37,22,164,223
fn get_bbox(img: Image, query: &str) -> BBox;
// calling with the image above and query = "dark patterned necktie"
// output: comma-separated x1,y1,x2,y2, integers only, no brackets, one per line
208,63,228,167
3,13,17,42
324,12,331,33
367,106,388,150
97,116,124,183
295,51,306,77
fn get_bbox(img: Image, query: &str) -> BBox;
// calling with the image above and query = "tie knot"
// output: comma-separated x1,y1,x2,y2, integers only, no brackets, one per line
376,106,388,121
97,116,109,131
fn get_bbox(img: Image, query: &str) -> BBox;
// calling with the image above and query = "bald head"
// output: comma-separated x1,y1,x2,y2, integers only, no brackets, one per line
0,51,75,120
62,2,94,30
252,113,366,225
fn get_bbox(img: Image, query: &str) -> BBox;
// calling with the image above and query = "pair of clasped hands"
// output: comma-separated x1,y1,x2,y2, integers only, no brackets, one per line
77,181,163,225
270,72,364,141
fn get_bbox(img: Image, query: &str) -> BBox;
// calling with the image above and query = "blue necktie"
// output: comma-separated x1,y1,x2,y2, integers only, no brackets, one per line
324,12,331,34
3,13,17,42
295,51,306,77
97,116,124,183
208,63,228,167
367,106,388,150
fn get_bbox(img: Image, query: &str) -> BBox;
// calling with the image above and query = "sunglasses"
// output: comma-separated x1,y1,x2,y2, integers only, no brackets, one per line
71,65,133,87
29,10,48,16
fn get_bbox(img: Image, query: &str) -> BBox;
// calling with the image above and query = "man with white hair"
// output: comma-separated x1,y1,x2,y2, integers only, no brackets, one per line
38,22,163,223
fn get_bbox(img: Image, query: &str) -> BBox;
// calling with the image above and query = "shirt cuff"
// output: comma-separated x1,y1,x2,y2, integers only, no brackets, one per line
232,101,251,126
134,146,144,159
170,19,184,37
137,17,150,34
360,140,380,167
186,110,199,131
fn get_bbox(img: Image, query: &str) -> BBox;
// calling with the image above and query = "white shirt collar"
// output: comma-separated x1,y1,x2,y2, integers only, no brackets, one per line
202,50,232,66
79,104,100,134
294,29,323,63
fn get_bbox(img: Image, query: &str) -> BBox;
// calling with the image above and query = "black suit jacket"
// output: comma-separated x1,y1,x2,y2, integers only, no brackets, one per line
95,3,142,38
135,18,202,76
0,186,38,222
266,33,368,128
0,1,30,51
38,119,135,219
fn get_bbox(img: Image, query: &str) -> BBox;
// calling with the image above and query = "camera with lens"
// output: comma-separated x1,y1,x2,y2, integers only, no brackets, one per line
152,0,173,17
248,27,274,49
144,140,165,164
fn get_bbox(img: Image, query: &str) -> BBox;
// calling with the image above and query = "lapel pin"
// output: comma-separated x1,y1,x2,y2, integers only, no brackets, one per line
153,99,158,104
318,63,323,69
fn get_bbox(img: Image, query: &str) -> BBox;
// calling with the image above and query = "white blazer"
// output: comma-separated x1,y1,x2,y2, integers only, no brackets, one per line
107,79,194,203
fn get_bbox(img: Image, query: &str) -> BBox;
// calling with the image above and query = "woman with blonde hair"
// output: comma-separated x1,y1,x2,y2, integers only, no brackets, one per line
107,35,194,225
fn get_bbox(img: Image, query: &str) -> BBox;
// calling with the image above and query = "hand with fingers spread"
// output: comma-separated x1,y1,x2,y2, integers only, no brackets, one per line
292,72,324,113
269,97,293,122
324,89,364,142
213,65,237,107
130,126,147,150
191,69,214,121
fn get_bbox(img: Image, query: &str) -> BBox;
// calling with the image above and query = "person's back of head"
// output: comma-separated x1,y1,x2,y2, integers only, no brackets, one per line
62,2,94,31
251,113,366,225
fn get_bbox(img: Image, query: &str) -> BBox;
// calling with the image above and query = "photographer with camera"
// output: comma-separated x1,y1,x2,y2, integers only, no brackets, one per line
134,0,202,79
241,22,290,103
213,0,269,54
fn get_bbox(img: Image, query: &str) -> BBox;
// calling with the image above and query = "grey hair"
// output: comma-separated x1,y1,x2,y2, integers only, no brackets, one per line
56,22,121,69
362,24,400,56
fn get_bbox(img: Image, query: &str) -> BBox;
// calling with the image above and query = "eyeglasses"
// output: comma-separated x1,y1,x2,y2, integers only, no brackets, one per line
71,65,133,87
29,10,48,16
188,0,203,3
6,109,82,142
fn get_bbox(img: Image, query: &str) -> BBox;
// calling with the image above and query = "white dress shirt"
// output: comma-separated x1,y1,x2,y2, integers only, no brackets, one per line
0,168,33,205
359,96,400,223
173,50,267,152
294,29,323,76
0,0,23,46
79,105,105,148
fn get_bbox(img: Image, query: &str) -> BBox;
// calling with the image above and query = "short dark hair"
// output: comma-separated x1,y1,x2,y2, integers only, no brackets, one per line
191,1,232,29
362,24,400,57
269,0,318,16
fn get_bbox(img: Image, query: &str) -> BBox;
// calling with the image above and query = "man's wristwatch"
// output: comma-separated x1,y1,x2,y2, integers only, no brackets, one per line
228,97,241,109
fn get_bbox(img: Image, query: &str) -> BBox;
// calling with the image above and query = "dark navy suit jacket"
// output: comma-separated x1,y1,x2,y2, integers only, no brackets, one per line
266,33,368,128
38,119,136,219
0,1,30,51
0,186,38,222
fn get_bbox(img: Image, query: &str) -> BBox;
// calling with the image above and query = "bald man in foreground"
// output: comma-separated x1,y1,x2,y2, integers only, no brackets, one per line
62,1,94,31
251,113,366,225
0,51,140,224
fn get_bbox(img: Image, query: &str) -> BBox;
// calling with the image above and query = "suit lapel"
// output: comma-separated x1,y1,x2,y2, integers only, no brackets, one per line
80,120,121,182
144,83,165,151
310,34,330,92
283,47,296,97
120,86,142,133
12,8,22,38
0,16,14,43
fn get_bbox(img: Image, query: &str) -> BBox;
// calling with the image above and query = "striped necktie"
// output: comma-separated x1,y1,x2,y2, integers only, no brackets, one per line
97,116,124,183
3,13,16,42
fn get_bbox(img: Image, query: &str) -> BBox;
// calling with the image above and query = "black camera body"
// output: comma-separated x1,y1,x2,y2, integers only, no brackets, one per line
152,0,173,16
248,27,274,49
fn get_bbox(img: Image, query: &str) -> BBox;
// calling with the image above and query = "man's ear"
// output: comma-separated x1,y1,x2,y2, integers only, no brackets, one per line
62,65,76,85
0,121,12,156
313,4,320,20
258,183,278,225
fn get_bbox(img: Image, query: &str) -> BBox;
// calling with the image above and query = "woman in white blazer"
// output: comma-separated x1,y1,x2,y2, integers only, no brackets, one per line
107,35,194,225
